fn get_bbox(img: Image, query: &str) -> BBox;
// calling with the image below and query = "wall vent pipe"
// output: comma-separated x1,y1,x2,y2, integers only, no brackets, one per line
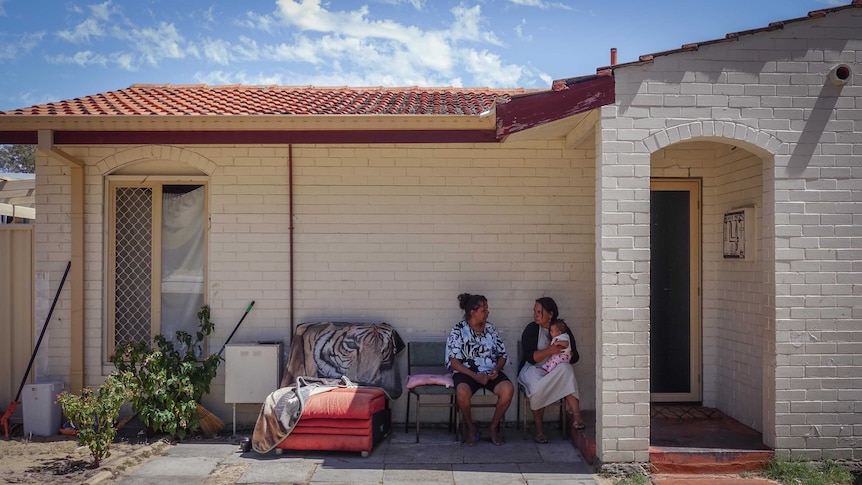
828,64,852,86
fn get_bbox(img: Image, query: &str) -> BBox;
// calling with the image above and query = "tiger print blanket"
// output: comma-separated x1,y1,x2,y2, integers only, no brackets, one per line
281,321,405,399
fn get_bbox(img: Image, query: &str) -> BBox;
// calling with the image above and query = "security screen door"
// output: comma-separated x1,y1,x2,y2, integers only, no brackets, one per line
650,178,701,402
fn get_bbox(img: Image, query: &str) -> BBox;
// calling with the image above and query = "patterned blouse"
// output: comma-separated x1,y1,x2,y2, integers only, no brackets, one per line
445,320,509,373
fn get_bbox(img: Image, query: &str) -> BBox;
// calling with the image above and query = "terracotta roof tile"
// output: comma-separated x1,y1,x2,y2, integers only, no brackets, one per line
0,85,535,117
598,1,861,71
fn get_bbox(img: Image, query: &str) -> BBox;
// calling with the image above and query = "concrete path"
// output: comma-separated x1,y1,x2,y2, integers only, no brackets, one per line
114,427,598,484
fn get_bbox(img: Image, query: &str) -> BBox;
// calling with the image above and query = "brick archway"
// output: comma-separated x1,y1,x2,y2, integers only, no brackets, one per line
98,145,216,175
643,120,782,158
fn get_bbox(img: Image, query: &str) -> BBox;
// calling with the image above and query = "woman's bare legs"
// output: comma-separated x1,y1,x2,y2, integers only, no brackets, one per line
531,407,547,442
565,394,585,428
489,380,513,445
456,383,478,445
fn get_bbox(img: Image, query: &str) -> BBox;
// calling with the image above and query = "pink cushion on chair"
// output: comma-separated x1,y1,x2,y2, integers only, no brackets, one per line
406,373,454,389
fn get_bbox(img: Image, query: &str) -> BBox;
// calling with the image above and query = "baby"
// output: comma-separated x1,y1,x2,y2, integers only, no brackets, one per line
541,320,572,374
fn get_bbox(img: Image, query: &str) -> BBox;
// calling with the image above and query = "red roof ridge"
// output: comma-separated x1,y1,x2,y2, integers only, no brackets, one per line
125,83,531,94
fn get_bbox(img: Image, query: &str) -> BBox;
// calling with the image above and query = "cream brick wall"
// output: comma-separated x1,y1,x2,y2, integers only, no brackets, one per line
602,7,861,463
34,140,599,427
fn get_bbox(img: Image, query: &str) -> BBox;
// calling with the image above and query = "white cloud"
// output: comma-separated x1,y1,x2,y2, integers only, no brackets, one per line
507,0,573,10
244,0,532,87
57,18,104,43
0,0,6,16
46,50,108,67
243,11,276,33
448,4,501,45
114,52,135,71
117,22,199,67
374,0,425,10
203,5,216,24
56,1,120,43
202,38,233,65
0,32,43,60
195,70,286,86
51,2,200,70
515,18,531,41
90,0,117,21
33,0,548,89
460,49,525,87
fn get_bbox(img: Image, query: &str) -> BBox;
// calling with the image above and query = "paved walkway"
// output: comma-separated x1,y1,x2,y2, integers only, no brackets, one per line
114,427,599,484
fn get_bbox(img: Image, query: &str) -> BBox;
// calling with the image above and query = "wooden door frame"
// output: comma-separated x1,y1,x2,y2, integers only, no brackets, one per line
650,178,702,402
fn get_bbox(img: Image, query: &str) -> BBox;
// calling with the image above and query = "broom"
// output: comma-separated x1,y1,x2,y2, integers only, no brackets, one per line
196,301,255,437
196,403,224,436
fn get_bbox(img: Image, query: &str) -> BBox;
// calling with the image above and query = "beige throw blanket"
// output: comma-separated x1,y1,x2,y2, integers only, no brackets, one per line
251,376,352,453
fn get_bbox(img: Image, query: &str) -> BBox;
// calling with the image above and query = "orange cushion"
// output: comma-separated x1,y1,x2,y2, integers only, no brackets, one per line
300,388,386,419
277,433,373,452
290,424,371,436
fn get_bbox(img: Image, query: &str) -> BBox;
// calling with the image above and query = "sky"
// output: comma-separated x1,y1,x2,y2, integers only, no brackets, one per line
0,0,847,111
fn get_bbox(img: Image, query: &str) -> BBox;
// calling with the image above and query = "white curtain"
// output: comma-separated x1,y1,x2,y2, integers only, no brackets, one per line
160,186,205,343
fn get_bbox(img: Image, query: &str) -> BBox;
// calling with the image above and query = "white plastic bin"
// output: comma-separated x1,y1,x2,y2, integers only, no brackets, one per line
23,381,63,436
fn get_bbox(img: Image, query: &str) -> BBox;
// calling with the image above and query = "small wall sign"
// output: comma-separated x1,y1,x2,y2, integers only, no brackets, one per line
723,208,753,259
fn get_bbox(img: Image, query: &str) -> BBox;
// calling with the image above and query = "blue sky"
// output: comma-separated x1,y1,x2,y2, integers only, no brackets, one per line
0,0,844,111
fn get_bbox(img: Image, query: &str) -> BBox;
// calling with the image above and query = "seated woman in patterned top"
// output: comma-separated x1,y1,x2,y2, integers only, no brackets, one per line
446,293,514,446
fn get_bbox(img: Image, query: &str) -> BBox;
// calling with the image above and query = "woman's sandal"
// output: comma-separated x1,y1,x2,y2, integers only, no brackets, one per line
463,428,480,446
533,432,548,444
490,426,503,446
568,410,586,430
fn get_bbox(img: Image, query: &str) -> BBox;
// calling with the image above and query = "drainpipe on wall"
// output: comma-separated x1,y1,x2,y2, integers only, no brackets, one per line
288,145,295,338
37,130,85,393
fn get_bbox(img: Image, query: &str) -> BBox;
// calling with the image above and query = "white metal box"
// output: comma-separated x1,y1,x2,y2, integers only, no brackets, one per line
23,381,63,436
224,343,283,404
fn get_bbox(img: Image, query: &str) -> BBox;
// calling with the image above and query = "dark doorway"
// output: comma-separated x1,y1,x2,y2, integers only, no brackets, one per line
650,179,701,402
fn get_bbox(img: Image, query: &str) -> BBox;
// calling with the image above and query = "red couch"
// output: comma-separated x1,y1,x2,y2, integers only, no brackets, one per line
275,387,390,457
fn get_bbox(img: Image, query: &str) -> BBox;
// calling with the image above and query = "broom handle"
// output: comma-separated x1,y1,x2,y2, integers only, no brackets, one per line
14,261,71,403
217,301,255,358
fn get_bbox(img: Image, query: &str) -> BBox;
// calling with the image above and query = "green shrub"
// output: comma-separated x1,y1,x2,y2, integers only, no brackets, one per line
56,372,135,467
110,305,220,439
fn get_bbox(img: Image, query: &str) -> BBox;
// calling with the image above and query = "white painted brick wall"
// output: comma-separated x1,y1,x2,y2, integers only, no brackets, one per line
604,6,862,462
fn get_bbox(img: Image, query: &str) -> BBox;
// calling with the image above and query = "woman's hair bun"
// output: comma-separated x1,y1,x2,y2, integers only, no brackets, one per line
457,292,472,310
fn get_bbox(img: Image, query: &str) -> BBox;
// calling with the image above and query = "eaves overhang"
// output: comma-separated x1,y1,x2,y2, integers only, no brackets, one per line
0,75,616,145
496,74,614,140
0,114,500,144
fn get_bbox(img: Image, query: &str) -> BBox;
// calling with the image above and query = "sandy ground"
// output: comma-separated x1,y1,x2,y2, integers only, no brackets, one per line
0,432,167,484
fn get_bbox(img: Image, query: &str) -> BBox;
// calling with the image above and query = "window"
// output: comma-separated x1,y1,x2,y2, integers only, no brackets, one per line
108,180,207,353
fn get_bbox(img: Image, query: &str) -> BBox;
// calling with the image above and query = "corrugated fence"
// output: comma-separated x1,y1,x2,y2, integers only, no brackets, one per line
0,225,34,407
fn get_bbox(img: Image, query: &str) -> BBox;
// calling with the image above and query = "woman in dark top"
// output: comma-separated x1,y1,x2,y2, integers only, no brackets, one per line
517,297,584,443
